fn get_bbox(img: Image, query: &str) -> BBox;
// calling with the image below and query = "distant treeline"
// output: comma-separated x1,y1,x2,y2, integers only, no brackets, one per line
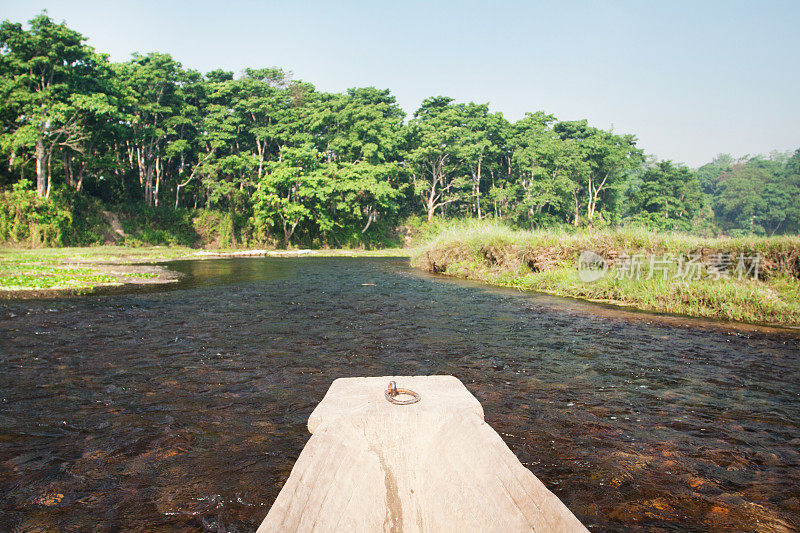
1,14,799,247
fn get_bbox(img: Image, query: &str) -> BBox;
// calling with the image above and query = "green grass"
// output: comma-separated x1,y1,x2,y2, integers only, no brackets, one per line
413,221,800,326
0,245,193,292
0,269,118,290
123,272,159,279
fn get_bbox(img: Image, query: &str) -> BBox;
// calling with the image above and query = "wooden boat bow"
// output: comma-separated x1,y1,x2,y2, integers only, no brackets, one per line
258,375,587,532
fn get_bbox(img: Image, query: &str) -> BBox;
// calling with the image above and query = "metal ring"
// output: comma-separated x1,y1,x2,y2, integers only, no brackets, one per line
384,381,420,405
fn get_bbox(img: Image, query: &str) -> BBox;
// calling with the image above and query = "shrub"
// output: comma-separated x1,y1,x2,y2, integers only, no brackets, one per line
0,181,106,246
117,205,197,246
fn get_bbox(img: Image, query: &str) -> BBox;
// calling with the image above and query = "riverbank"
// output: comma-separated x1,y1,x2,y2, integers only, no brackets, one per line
0,246,410,297
412,222,800,327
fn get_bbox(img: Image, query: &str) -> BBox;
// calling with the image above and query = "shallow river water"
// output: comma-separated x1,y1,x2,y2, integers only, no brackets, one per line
1,257,799,531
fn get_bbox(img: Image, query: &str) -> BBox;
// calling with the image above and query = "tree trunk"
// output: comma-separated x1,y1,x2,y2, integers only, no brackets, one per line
76,162,85,192
427,193,436,222
476,156,482,218
63,151,72,188
35,137,47,197
585,172,609,224
154,156,162,207
361,208,377,234
176,149,214,208
144,165,154,206
136,147,145,188
283,219,298,246
45,149,54,199
256,141,265,182
573,192,580,227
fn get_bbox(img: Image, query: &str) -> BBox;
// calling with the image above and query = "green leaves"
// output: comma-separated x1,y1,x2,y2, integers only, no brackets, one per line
0,13,114,197
711,156,800,235
625,161,704,231
253,145,321,243
252,144,406,245
3,12,797,244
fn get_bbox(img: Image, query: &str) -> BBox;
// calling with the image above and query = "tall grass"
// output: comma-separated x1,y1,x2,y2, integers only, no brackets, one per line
413,221,800,326
418,219,800,258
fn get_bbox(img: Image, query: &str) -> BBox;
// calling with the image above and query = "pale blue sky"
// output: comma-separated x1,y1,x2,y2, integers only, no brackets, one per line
3,0,799,166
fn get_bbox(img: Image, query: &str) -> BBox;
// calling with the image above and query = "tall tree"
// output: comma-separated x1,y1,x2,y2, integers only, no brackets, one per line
115,52,184,205
0,13,109,197
506,112,581,226
625,160,704,230
713,156,800,235
458,103,506,218
253,145,326,245
554,120,642,225
314,87,407,235
407,97,470,221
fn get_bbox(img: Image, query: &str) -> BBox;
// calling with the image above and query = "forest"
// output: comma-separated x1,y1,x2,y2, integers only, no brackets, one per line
2,13,799,248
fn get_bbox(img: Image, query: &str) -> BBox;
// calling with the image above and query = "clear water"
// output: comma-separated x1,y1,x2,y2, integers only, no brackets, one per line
1,257,798,531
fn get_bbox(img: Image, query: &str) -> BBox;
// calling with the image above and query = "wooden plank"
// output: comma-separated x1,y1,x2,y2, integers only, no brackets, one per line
258,375,588,532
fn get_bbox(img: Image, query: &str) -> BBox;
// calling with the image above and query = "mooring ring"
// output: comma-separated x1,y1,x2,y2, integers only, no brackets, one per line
384,381,421,405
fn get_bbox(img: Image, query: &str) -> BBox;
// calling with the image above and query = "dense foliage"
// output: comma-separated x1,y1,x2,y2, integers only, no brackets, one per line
1,14,798,247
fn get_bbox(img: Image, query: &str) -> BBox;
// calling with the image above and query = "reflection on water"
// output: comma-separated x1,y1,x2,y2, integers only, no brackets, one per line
1,257,798,531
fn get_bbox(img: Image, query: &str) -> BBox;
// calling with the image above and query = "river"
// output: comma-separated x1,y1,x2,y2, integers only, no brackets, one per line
1,257,798,531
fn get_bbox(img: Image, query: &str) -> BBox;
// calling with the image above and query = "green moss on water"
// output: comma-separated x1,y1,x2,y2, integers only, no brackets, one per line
0,271,118,290
124,272,158,279
0,246,188,291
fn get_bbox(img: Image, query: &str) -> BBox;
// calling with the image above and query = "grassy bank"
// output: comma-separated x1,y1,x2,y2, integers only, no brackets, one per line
412,222,800,327
0,246,196,295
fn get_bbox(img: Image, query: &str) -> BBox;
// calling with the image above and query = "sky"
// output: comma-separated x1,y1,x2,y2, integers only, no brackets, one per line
2,0,798,167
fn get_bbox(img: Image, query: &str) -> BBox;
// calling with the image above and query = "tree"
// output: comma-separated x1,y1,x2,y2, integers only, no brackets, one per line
407,97,470,221
115,52,184,206
458,103,506,218
335,162,405,234
253,145,326,245
0,13,109,197
506,112,580,226
234,68,292,183
713,156,800,235
554,120,642,225
625,160,704,230
322,87,405,165
310,87,407,238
